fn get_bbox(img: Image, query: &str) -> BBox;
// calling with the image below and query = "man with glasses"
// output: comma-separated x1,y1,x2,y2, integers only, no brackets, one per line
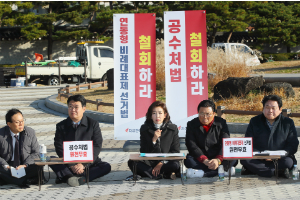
184,100,237,177
0,109,39,188
241,95,299,178
50,95,111,187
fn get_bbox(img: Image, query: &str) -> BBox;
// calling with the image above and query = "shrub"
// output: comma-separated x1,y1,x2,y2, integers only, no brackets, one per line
156,39,165,90
207,47,253,88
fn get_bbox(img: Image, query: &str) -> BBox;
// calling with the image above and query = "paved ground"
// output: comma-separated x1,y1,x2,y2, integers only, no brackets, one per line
1,86,300,200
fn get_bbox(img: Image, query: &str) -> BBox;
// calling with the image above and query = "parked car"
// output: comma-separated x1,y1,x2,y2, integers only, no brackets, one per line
211,43,261,66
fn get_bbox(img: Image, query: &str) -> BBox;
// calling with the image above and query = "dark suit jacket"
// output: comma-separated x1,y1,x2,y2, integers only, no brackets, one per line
185,116,230,159
0,126,39,166
54,115,103,166
139,121,180,167
246,114,299,161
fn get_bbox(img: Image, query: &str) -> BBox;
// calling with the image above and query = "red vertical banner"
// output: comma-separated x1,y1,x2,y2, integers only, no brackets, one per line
185,11,208,117
134,14,156,119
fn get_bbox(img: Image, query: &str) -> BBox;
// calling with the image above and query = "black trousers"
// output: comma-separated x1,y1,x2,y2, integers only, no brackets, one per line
240,157,294,177
128,160,180,178
49,158,111,182
0,164,39,186
184,154,238,177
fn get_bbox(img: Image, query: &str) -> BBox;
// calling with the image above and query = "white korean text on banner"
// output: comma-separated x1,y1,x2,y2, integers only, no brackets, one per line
164,10,208,137
63,141,93,162
114,13,156,140
223,138,253,159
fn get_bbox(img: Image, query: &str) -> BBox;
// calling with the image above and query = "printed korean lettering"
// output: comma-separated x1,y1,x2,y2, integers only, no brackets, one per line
139,35,151,50
75,152,79,157
120,73,128,81
70,152,75,157
120,46,128,54
244,140,251,145
225,141,232,146
121,101,128,109
169,36,181,50
168,20,181,33
120,82,128,90
190,32,202,47
140,84,152,98
83,152,87,157
169,52,181,66
170,68,181,82
139,68,152,82
190,49,202,63
79,151,83,157
190,65,204,79
120,92,128,100
121,110,128,118
74,145,78,150
120,18,128,43
120,64,128,72
82,144,88,150
139,52,151,66
69,145,73,151
120,55,128,63
191,82,204,95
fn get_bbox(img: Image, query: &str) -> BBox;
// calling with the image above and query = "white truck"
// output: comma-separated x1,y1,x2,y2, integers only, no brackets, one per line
211,43,261,66
15,41,114,85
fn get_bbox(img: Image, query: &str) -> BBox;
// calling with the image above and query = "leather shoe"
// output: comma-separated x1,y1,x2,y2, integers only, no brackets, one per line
241,166,255,175
55,177,65,184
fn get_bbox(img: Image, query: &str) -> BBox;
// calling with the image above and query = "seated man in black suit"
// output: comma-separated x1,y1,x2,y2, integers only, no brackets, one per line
0,109,40,188
241,95,299,178
50,95,111,187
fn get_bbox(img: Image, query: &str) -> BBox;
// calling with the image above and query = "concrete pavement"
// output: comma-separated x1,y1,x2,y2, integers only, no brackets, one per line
1,86,300,200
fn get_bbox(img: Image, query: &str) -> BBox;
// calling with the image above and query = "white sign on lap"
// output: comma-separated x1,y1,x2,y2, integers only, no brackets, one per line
223,137,253,158
63,141,93,162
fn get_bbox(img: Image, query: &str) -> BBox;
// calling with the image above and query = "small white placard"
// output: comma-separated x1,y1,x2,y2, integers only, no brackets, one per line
11,167,26,178
223,137,253,158
63,141,93,162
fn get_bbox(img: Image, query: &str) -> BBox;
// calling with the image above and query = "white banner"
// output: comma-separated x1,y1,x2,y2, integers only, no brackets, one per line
63,141,93,162
164,11,208,137
223,138,253,158
114,13,156,140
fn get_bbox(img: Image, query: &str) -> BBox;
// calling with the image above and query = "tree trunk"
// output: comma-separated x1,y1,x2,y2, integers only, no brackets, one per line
227,32,233,43
109,1,113,10
287,46,291,53
210,23,217,44
48,3,53,60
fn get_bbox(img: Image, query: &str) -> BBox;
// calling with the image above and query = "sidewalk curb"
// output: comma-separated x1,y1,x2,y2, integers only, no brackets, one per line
45,94,114,123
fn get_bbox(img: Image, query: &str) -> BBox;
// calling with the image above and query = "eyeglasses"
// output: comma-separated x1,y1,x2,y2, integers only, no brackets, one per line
199,113,214,118
12,119,25,124
68,106,81,110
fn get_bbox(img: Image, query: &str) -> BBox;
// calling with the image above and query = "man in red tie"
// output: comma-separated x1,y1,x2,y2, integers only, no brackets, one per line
0,109,39,188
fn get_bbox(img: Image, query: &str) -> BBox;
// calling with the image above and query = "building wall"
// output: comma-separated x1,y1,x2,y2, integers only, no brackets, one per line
0,39,113,65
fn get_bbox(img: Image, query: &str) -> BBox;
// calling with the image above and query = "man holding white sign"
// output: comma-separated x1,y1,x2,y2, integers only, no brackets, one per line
50,95,111,187
241,95,299,178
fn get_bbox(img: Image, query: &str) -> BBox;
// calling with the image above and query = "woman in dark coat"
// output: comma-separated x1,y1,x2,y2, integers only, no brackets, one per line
184,100,237,177
128,101,180,179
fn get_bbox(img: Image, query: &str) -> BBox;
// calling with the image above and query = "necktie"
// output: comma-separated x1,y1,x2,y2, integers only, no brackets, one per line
73,124,78,129
13,135,20,168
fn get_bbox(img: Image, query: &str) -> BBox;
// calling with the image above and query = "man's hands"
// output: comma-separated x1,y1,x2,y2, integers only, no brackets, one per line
152,162,163,177
16,165,27,170
70,163,85,174
152,129,162,143
203,159,219,170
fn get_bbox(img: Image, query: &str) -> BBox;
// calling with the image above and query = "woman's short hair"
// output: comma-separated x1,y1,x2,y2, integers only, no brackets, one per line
197,100,216,113
145,101,170,123
262,95,282,109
